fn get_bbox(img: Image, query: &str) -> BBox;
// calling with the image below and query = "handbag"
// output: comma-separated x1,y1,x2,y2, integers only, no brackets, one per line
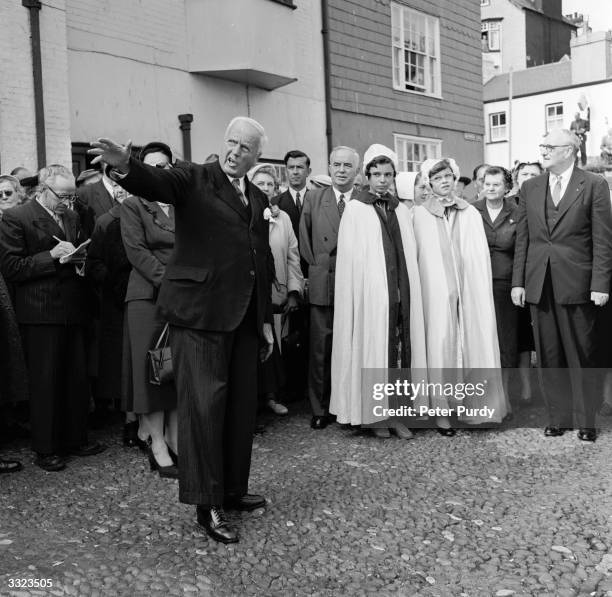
148,323,173,385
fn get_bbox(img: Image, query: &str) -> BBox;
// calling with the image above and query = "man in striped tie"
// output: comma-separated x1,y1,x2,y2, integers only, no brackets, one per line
512,129,612,442
299,146,359,429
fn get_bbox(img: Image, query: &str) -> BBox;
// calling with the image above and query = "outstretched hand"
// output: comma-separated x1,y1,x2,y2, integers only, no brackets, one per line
88,138,132,173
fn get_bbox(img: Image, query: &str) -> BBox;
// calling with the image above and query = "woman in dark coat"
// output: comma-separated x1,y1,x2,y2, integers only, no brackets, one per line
0,271,27,473
473,166,518,408
121,143,177,478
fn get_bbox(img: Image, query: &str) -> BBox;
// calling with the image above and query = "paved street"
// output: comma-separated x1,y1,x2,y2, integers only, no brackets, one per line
1,403,612,597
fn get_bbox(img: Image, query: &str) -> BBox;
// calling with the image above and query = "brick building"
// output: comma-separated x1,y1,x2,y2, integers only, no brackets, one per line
1,1,483,178
0,0,327,176
326,0,484,176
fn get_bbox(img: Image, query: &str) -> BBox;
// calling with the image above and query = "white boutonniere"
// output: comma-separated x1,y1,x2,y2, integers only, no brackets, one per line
263,205,280,223
509,219,515,224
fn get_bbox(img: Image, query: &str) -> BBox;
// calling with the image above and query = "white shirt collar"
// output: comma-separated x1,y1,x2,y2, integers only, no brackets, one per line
332,186,354,204
289,186,306,203
548,162,574,198
228,174,245,193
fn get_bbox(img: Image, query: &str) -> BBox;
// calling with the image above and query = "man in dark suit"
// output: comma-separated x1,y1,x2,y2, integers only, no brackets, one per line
512,129,612,442
0,165,105,471
299,146,359,429
274,150,311,242
273,150,312,400
89,116,274,544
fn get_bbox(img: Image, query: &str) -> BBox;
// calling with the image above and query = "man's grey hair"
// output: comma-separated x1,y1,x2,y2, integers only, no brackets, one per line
329,146,360,167
546,129,580,154
224,117,268,154
35,164,75,196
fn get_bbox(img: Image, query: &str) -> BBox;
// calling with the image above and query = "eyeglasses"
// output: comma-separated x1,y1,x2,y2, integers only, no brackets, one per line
0,190,14,198
539,144,571,153
46,185,77,205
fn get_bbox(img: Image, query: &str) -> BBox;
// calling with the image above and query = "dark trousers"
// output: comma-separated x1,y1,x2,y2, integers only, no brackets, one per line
530,273,598,428
20,324,89,454
308,304,334,417
170,302,259,506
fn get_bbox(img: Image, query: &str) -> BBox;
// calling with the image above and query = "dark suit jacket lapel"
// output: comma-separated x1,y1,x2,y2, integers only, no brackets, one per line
31,200,65,239
246,180,264,229
322,187,340,232
552,168,585,231
63,211,78,243
212,161,249,222
530,176,548,233
491,200,515,230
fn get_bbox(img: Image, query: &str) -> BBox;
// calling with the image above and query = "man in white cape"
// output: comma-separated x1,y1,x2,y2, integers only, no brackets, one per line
330,146,427,437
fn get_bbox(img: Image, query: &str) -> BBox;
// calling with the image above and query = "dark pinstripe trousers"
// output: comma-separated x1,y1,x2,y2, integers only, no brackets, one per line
170,302,259,506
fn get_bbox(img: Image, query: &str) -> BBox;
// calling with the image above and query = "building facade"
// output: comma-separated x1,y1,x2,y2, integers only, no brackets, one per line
0,0,328,176
327,0,484,176
1,1,483,179
481,0,575,81
483,30,612,167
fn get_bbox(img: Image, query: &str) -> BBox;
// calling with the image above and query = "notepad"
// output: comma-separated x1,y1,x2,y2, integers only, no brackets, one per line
59,238,91,264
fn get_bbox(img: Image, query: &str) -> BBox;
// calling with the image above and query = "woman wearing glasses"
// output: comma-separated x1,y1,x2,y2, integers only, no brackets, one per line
0,175,26,217
121,142,178,478
412,158,507,434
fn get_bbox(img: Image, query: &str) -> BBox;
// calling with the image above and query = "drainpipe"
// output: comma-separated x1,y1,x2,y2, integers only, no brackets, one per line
178,114,193,161
321,0,333,157
23,0,46,168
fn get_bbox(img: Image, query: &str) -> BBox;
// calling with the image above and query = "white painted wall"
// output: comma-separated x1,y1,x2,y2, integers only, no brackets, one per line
484,80,612,167
65,0,327,172
482,0,526,75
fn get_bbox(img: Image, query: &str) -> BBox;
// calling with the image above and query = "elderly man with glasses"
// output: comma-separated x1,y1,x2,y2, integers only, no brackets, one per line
512,129,612,443
0,165,105,471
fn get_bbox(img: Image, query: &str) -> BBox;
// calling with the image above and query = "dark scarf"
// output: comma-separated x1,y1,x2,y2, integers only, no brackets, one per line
355,189,411,368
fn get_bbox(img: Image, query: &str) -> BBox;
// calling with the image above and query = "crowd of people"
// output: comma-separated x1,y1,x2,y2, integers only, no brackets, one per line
1,117,611,544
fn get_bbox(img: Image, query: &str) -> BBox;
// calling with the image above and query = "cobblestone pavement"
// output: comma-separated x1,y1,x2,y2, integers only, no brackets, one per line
2,404,612,597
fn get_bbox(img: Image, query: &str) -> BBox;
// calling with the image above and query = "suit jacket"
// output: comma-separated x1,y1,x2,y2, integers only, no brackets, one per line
512,168,612,305
117,158,273,333
274,189,303,240
77,180,116,220
0,200,91,324
274,188,309,276
85,204,132,309
299,186,344,306
473,198,518,281
120,197,175,302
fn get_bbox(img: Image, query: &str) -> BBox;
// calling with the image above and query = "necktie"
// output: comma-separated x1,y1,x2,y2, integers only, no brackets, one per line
53,213,65,232
552,175,562,206
295,191,302,214
232,178,248,207
338,194,346,218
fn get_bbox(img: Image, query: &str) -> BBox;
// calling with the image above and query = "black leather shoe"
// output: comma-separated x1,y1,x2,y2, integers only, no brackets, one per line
577,428,597,442
123,421,148,450
196,506,238,544
437,428,456,437
311,415,329,430
71,442,107,457
35,453,66,472
147,445,179,479
0,459,23,474
544,426,565,437
225,494,266,512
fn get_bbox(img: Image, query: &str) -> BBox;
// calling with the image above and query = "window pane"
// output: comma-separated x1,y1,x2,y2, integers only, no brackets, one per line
499,113,506,125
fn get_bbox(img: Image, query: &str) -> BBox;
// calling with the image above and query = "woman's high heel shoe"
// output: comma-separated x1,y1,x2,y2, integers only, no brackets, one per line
147,444,179,479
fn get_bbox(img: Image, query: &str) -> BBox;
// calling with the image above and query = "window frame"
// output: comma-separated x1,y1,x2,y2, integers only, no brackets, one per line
391,3,442,98
481,20,501,52
480,0,491,5
545,102,564,134
393,133,442,173
488,111,507,142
